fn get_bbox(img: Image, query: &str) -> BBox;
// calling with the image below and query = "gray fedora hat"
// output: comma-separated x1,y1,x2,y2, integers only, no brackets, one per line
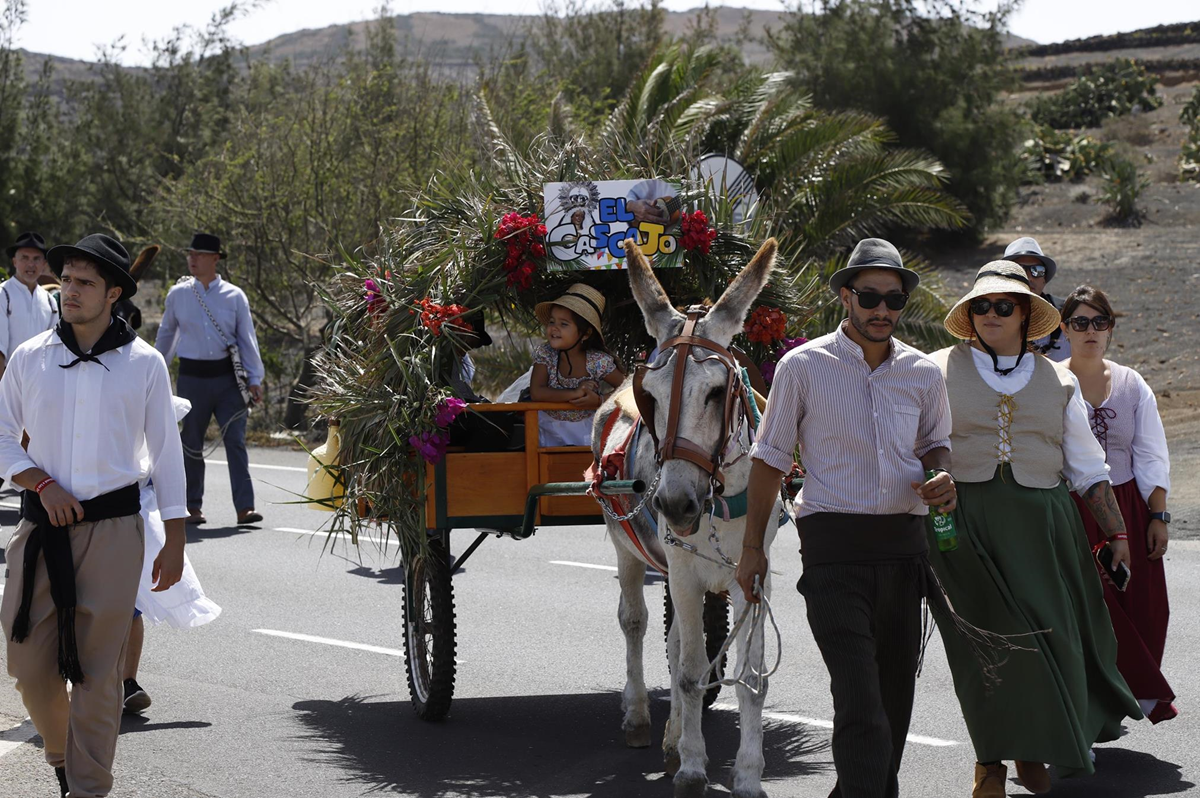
829,238,920,294
1003,236,1057,283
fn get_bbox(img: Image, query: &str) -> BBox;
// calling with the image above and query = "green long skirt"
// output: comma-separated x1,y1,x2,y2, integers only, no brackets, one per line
927,466,1142,776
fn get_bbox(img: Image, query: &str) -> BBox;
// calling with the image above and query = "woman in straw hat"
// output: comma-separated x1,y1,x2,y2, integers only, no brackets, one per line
530,283,624,446
926,261,1141,798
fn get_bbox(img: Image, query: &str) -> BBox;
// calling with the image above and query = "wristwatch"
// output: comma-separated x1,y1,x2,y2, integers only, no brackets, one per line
1150,511,1171,524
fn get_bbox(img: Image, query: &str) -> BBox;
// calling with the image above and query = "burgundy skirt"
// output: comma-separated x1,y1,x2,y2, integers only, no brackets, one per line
1071,479,1176,723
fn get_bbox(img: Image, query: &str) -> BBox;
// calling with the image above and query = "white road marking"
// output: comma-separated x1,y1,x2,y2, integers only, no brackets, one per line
207,459,307,473
252,629,404,657
274,526,392,547
0,718,38,758
704,701,959,748
550,560,618,572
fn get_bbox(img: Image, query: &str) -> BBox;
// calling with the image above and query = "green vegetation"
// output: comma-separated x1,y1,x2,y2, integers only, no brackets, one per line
1097,157,1150,226
1022,125,1114,182
1026,58,1163,130
769,0,1023,237
1181,86,1200,182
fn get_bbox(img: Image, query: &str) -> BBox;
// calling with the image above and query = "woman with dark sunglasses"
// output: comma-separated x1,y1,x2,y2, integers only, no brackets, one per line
1062,285,1176,726
926,262,1140,798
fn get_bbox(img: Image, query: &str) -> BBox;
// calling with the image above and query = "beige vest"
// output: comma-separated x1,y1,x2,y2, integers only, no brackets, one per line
931,343,1076,488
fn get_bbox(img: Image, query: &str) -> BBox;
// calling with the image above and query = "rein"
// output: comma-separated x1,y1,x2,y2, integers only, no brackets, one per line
631,306,759,496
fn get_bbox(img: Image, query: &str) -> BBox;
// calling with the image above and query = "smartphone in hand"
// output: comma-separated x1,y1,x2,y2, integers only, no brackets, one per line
1095,543,1131,592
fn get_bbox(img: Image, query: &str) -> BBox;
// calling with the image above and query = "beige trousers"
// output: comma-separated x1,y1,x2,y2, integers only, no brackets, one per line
1,514,144,798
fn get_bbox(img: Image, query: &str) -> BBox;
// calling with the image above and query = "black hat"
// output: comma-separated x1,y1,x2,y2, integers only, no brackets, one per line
47,234,138,300
6,231,48,259
828,238,920,294
460,308,493,346
186,232,226,259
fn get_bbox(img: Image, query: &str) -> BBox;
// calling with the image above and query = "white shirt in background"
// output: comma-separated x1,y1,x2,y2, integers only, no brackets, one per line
0,277,58,360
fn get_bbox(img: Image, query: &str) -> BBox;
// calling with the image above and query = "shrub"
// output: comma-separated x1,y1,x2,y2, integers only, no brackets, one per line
1021,125,1114,182
1027,58,1163,130
1097,157,1150,226
1181,128,1200,182
1181,85,1200,129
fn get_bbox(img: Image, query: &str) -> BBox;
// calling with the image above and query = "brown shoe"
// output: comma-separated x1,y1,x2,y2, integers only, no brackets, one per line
237,509,264,525
186,508,206,525
1015,761,1051,794
973,762,1007,798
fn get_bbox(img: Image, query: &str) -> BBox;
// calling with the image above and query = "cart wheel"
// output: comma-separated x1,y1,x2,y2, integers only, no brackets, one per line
663,585,729,709
403,537,456,721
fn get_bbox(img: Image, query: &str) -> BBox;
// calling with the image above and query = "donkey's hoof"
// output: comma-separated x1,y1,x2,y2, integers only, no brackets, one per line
664,749,681,777
624,723,652,748
673,771,708,798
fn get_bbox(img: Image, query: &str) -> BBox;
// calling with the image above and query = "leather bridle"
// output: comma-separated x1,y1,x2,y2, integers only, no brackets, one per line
631,306,758,495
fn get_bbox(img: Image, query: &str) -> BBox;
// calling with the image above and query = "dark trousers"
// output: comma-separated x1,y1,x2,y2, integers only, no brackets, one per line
177,372,253,511
799,561,923,798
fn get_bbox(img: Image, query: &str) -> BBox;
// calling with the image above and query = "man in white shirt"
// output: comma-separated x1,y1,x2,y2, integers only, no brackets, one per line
0,233,186,798
0,231,59,379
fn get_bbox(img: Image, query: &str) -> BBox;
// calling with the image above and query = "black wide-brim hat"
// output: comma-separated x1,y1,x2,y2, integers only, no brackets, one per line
459,308,493,346
186,232,226,259
6,231,48,259
47,233,138,300
828,238,920,294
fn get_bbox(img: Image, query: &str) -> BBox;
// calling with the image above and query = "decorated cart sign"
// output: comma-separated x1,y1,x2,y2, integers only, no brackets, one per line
543,179,684,269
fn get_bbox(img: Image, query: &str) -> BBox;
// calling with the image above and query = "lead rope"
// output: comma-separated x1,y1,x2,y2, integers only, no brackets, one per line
697,575,782,696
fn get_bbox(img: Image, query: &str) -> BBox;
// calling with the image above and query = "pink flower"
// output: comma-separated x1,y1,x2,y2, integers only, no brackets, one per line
760,360,777,385
409,430,449,464
776,336,807,357
434,397,467,428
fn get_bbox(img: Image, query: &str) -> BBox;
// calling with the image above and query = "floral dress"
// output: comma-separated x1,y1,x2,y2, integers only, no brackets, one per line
533,343,617,446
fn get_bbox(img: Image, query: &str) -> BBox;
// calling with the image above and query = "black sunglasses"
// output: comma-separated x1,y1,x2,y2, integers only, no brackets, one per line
849,287,909,311
969,298,1016,317
1019,262,1047,279
1066,315,1113,332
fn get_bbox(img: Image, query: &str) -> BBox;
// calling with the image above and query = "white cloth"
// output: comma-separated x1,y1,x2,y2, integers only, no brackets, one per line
155,275,265,385
968,347,1109,493
0,328,188,520
135,395,220,626
538,413,594,447
0,277,58,359
497,367,533,403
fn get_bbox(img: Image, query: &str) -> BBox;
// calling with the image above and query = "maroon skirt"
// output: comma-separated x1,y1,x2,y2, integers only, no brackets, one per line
1071,479,1176,722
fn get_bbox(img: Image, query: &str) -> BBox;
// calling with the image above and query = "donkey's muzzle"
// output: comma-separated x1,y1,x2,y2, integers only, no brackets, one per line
654,493,700,537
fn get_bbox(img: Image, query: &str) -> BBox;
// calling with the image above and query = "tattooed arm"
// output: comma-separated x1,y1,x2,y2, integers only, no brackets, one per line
1081,480,1131,570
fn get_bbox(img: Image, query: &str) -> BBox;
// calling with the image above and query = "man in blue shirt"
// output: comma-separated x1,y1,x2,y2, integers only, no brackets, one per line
155,233,265,526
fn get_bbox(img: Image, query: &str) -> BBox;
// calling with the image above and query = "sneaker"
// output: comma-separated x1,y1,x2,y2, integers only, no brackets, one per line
123,678,151,713
55,766,68,798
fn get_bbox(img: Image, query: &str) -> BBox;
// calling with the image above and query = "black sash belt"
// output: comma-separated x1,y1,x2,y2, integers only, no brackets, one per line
11,483,141,683
797,512,927,567
179,356,233,378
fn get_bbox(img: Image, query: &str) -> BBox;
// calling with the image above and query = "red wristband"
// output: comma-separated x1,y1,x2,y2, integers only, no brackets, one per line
1109,533,1128,541
34,477,55,494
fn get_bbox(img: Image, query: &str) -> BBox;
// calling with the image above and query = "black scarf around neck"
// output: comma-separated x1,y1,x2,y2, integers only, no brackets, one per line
56,317,136,370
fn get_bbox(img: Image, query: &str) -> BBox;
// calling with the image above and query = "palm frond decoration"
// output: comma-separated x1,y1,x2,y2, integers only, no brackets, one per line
307,44,969,556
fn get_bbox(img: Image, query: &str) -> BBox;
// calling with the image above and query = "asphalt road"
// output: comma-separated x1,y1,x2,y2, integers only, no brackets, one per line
0,446,1196,797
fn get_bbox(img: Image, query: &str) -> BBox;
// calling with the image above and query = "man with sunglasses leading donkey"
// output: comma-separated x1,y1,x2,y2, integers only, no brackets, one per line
737,238,964,798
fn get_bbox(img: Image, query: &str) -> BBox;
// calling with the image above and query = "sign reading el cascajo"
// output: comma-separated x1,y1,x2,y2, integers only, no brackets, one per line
543,179,685,270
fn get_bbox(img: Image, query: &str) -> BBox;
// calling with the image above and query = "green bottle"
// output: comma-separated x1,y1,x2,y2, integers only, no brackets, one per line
926,469,958,552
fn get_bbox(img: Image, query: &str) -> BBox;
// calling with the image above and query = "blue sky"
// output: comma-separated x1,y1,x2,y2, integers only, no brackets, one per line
18,0,1199,65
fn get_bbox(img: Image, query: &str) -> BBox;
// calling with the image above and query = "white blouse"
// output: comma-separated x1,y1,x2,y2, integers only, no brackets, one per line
1085,362,1171,503
969,348,1110,493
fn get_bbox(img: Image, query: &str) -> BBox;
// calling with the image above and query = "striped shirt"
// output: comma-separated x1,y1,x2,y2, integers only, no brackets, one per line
750,322,952,517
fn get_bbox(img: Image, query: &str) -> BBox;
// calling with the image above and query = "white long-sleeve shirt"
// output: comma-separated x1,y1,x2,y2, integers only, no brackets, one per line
0,277,58,360
969,347,1109,493
0,328,187,521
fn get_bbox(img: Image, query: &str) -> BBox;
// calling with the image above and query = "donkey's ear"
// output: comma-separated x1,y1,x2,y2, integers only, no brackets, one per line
624,238,683,343
704,238,778,345
129,244,161,282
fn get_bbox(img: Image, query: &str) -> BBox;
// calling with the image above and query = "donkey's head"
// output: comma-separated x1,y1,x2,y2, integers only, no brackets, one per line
624,236,777,535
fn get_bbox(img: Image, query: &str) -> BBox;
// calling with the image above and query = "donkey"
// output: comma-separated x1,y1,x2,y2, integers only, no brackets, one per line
593,237,782,798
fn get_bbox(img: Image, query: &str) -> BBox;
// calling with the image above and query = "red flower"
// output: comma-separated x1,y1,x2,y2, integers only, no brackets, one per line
680,210,718,254
495,212,546,287
417,299,472,337
744,306,788,345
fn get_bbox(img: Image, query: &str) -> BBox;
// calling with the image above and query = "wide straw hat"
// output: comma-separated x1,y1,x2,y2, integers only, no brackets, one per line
535,283,606,344
944,261,1061,341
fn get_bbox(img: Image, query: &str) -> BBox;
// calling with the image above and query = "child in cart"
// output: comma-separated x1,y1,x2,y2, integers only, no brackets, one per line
530,283,624,446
